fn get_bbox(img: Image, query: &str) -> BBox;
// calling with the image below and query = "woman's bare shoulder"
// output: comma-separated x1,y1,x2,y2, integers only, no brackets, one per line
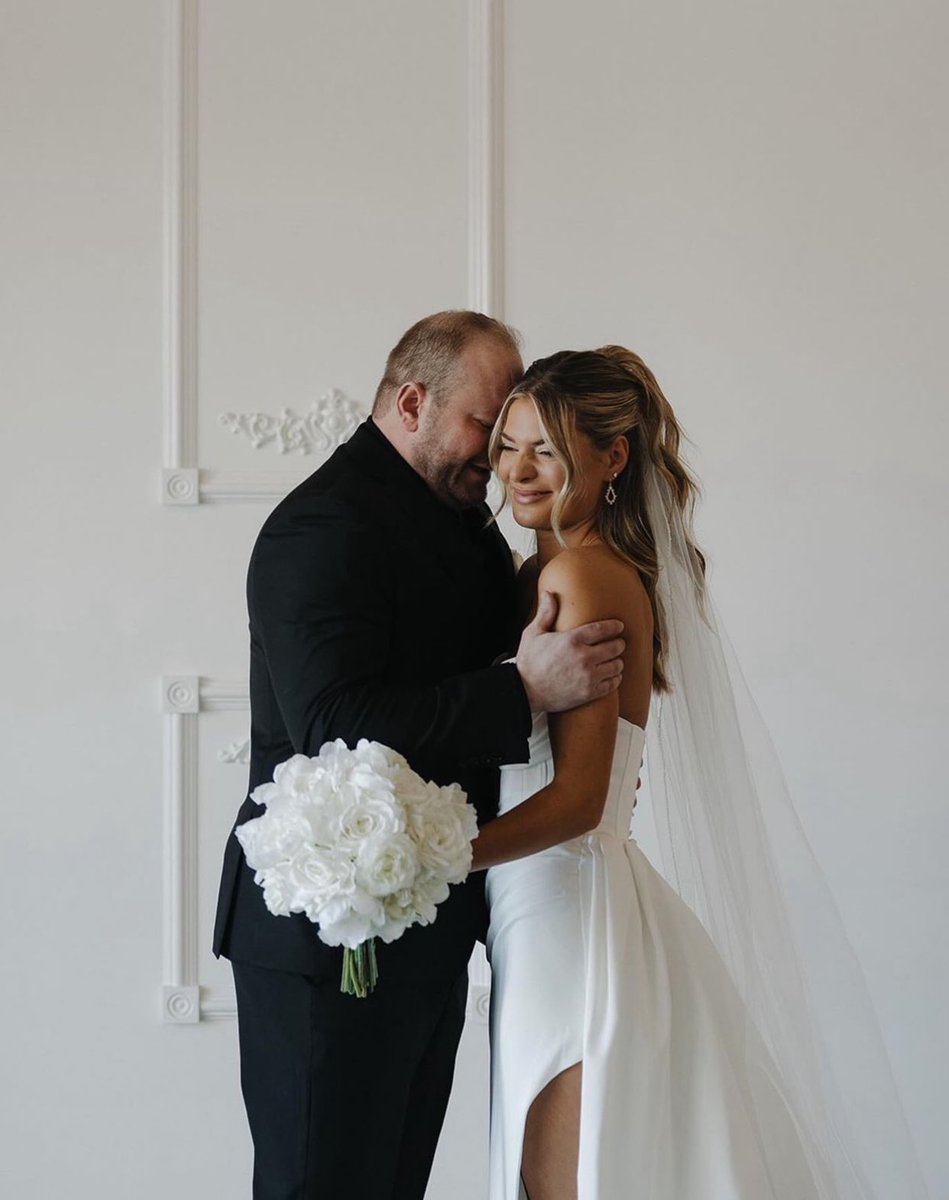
537,544,643,597
537,545,649,630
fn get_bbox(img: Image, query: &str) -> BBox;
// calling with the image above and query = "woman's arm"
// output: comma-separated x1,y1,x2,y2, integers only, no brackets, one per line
470,549,625,872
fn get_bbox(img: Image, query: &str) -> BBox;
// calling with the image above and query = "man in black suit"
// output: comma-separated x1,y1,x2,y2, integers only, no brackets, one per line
213,311,624,1199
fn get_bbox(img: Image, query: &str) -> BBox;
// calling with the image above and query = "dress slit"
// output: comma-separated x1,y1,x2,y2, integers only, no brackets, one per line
487,715,828,1199
513,1059,584,1200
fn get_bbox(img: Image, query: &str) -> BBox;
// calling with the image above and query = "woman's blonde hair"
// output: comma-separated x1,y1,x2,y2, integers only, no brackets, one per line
489,346,704,692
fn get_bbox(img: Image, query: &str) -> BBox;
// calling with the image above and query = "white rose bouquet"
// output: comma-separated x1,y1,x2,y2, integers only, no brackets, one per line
235,738,479,997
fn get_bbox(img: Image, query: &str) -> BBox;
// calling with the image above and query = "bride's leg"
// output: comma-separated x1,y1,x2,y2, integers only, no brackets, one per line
520,1062,582,1200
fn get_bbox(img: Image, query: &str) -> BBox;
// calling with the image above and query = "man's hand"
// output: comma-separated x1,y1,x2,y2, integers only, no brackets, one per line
516,591,625,714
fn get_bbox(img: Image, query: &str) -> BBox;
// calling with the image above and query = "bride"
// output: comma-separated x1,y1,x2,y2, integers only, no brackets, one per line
469,346,930,1200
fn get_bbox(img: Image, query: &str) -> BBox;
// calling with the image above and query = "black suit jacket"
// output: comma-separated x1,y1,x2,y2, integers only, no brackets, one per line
212,419,532,980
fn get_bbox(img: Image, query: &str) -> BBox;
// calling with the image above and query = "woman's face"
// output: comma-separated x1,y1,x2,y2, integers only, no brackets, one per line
496,395,610,533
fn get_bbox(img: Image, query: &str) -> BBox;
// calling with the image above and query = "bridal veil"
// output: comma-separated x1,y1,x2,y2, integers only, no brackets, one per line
641,468,930,1199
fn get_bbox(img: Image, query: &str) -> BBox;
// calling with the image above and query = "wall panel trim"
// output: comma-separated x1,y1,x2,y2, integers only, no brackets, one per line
160,674,490,1022
162,0,199,503
162,0,506,503
467,0,505,319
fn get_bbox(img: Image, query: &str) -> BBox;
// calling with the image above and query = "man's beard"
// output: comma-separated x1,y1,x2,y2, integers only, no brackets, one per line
415,440,490,510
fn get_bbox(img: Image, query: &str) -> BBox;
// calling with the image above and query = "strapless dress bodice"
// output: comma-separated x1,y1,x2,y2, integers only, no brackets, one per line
498,712,645,840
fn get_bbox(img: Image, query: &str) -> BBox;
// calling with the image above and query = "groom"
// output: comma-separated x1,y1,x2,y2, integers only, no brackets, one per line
213,310,625,1199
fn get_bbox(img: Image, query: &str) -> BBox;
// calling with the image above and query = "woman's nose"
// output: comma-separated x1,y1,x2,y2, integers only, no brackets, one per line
510,452,536,481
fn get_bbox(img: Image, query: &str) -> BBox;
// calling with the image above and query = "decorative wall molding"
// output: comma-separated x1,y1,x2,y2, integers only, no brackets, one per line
162,985,200,1024
162,674,201,1022
220,389,366,457
468,944,492,1005
162,0,199,505
468,0,505,317
161,673,492,1022
218,738,250,765
161,674,248,1023
160,1,339,504
161,467,199,505
162,674,200,714
467,983,491,1023
159,4,503,1013
198,470,316,503
162,0,505,502
200,679,251,711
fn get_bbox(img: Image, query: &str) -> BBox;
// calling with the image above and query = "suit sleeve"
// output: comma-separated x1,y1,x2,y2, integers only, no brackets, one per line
250,498,532,768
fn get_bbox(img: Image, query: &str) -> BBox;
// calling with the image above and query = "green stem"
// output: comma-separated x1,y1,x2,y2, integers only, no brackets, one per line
341,939,379,998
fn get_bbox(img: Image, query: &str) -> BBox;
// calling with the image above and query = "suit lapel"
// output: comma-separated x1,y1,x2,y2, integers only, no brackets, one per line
342,420,498,586
341,419,520,660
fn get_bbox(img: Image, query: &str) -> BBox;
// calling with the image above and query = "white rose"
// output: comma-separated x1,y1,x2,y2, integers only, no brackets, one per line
330,794,406,852
272,753,320,799
352,738,408,774
402,783,454,848
287,846,356,915
299,767,334,804
248,780,283,808
413,870,451,913
355,833,419,897
240,742,475,958
235,810,312,871
315,887,386,950
297,790,345,848
414,804,476,882
393,765,437,809
376,884,427,943
383,886,416,920
376,915,414,944
253,868,295,916
409,892,438,927
349,772,401,811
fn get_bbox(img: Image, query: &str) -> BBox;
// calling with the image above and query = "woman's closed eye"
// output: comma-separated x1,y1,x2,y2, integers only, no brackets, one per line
498,443,553,457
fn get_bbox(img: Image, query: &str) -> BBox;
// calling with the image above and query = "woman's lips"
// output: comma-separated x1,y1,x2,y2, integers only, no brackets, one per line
511,489,550,505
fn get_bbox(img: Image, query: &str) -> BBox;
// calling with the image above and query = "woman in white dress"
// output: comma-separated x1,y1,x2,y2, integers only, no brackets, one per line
468,347,930,1200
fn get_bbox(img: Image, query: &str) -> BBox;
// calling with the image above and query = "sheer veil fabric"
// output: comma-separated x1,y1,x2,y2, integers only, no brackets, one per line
641,468,930,1199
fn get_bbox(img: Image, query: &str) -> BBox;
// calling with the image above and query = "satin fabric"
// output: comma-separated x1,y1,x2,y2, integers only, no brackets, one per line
486,714,823,1199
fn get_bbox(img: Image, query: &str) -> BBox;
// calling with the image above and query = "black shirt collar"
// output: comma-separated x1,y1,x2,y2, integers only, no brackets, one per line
348,417,473,529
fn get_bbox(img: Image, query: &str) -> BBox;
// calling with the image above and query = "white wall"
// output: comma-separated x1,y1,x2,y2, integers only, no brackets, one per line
1,2,945,1197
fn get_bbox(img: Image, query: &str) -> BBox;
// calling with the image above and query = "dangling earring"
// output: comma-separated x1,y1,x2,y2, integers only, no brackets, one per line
605,474,618,506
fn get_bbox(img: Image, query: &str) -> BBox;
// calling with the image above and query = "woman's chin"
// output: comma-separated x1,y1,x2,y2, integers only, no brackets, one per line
511,507,550,531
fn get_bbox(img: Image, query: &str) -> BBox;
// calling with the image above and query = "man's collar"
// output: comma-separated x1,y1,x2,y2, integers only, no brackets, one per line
346,418,467,523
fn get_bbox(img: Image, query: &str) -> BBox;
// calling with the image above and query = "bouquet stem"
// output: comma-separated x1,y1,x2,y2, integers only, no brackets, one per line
341,939,379,998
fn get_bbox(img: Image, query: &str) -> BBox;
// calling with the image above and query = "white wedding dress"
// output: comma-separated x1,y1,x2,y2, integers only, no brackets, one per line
485,712,825,1199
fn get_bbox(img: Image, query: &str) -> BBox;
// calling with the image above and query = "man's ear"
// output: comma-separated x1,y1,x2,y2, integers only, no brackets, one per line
394,381,427,433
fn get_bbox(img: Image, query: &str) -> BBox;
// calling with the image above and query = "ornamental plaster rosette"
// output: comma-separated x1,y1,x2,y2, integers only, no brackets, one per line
220,389,365,456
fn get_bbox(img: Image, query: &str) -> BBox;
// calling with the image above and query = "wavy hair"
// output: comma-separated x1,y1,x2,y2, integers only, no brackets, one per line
489,346,704,692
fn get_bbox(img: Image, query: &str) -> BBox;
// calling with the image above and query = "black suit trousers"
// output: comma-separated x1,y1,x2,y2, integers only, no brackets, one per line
232,959,469,1200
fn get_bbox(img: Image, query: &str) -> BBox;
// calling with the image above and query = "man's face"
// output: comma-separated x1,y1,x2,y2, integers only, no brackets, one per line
413,338,524,508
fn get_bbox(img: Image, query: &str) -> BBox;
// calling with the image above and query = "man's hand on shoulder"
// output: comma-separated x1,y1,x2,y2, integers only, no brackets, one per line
515,552,626,714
